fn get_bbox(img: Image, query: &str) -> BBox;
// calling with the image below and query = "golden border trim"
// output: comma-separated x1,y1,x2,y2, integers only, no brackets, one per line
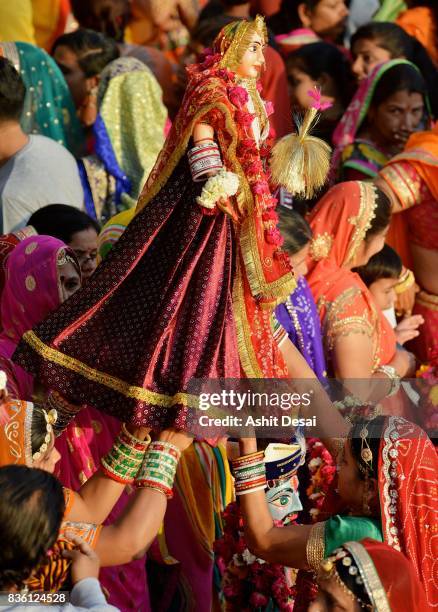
22,331,200,408
344,542,391,612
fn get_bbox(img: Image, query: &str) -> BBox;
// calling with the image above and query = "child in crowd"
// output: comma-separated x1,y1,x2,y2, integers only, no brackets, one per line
355,244,424,346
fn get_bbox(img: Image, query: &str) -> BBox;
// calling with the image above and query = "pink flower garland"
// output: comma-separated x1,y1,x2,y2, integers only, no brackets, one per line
214,502,297,611
306,439,336,522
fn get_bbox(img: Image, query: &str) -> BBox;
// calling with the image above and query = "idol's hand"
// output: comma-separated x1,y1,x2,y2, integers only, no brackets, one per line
158,428,194,452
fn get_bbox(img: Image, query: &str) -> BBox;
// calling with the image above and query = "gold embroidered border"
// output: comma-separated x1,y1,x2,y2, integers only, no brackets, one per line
379,165,417,209
390,149,438,168
232,256,264,378
345,182,377,266
344,542,391,612
22,330,200,408
239,213,297,303
306,521,326,571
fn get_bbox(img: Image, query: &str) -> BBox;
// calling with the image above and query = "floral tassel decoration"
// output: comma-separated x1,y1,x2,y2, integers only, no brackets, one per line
270,87,332,199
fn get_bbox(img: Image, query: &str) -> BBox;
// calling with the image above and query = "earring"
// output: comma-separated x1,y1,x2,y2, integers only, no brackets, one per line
79,85,98,127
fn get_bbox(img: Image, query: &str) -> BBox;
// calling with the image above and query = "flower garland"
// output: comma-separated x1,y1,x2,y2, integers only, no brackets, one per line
305,439,336,523
214,502,297,611
416,364,438,434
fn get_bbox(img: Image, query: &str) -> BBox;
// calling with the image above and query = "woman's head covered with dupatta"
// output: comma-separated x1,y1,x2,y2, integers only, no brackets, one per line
306,182,395,367
338,415,438,607
332,59,431,170
0,236,81,400
0,42,84,155
308,181,391,276
96,57,167,202
313,538,429,612
1,236,81,346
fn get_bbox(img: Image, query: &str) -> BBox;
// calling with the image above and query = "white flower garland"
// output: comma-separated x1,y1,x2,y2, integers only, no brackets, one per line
196,168,239,209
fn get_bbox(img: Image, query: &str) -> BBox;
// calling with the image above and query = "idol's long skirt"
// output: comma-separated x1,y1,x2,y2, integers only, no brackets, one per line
14,157,241,427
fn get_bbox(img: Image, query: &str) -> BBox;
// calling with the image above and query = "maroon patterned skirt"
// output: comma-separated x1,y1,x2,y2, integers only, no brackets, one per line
14,158,241,427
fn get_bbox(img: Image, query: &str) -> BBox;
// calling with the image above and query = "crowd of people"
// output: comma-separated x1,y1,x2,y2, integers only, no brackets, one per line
0,1,437,611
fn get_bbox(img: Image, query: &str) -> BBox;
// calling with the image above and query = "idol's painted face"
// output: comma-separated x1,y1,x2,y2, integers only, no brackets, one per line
266,475,302,523
236,33,266,79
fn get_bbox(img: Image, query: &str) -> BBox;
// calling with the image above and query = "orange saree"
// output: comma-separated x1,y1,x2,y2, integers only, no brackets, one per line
307,181,396,374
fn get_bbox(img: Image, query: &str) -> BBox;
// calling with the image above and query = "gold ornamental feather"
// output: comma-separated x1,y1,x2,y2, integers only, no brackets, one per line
270,94,332,199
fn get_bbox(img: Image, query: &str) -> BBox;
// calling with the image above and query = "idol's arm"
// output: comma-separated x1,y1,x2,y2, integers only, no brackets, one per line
193,122,215,144
237,437,313,567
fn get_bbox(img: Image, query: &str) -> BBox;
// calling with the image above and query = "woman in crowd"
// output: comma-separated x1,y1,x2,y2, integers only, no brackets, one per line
267,0,349,55
28,205,100,281
0,394,191,598
285,41,354,144
0,206,98,319
307,181,415,382
0,42,84,155
68,0,178,116
0,236,81,400
235,415,438,608
273,209,326,379
311,539,429,611
0,235,148,609
377,125,438,366
350,21,438,117
78,56,168,222
52,29,120,128
332,59,430,181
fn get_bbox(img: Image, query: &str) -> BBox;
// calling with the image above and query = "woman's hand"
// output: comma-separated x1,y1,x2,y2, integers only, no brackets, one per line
62,534,100,584
395,281,419,316
125,424,152,441
238,437,258,456
395,314,424,345
158,428,193,452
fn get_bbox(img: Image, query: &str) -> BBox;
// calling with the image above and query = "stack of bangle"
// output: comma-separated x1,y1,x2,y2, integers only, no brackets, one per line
188,139,222,182
395,268,415,294
101,424,151,484
45,390,82,435
135,441,181,499
376,364,401,397
232,451,267,496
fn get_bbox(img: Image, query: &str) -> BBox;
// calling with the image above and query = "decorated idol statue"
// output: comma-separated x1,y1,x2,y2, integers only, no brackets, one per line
14,17,330,428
